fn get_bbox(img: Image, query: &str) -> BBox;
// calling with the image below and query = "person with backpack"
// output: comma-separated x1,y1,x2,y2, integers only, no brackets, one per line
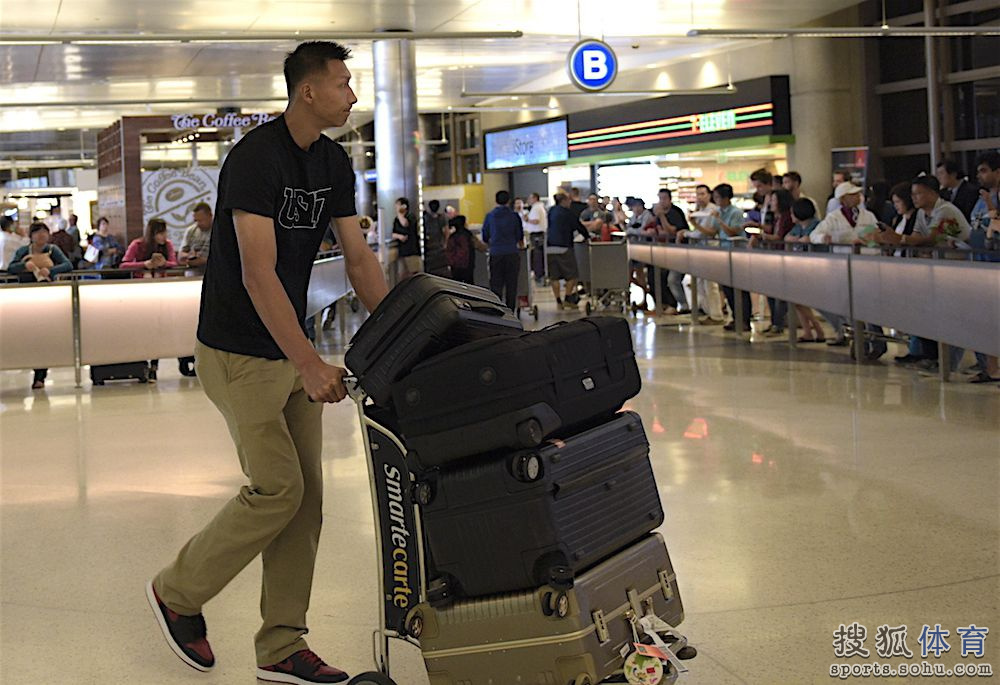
445,214,486,284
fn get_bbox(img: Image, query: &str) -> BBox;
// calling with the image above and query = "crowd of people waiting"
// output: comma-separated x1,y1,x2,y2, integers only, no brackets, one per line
0,203,215,388
395,152,998,386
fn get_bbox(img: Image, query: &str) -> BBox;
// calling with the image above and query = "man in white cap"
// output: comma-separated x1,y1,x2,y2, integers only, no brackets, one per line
810,182,878,246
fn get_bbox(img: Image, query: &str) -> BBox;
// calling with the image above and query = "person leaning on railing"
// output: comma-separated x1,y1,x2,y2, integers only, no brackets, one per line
7,222,73,283
7,222,74,390
120,218,179,278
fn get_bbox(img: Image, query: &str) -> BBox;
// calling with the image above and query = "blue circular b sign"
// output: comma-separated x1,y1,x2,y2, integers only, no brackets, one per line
568,39,618,92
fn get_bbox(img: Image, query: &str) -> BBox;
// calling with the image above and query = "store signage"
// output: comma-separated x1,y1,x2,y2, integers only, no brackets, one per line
568,39,618,92
485,119,569,170
171,112,275,130
363,169,378,183
142,168,219,247
568,102,775,153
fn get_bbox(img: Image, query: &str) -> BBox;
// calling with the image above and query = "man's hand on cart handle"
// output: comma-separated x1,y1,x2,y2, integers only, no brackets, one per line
301,360,348,403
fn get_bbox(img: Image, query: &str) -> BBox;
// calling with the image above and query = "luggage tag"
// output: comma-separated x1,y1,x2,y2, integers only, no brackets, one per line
637,615,689,675
623,648,666,684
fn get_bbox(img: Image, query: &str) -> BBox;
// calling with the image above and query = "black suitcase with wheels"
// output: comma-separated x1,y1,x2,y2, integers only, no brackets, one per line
392,317,641,469
90,361,149,385
345,273,522,406
418,411,663,598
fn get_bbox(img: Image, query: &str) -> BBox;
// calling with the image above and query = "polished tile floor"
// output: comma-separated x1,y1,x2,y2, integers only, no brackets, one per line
1,296,998,685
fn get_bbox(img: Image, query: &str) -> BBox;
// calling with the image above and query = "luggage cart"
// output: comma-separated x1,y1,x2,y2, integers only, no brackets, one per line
517,244,539,321
473,247,538,320
574,240,592,300
344,377,695,685
585,239,631,316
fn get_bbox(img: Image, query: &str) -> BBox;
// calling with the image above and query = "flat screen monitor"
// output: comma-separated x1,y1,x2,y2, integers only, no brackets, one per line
485,119,568,170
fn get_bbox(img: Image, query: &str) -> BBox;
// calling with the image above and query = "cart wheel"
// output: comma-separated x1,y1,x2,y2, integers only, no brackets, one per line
585,302,592,315
347,673,397,685
94,381,105,386
677,645,698,660
572,675,593,685
531,305,539,320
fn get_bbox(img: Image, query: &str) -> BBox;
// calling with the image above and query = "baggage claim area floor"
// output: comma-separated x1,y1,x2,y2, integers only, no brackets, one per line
1,288,997,685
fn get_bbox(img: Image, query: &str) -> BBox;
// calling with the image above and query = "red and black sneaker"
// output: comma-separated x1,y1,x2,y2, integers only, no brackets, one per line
145,580,215,672
257,649,349,684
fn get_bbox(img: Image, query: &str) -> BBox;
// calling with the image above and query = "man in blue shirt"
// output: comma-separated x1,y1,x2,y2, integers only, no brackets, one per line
481,190,523,311
547,192,590,309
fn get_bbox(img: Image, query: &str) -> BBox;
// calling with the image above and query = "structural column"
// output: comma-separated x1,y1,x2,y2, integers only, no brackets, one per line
924,0,943,164
373,33,420,273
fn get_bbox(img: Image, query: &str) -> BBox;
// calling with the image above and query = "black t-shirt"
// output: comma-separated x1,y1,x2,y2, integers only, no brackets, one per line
197,116,356,359
394,212,421,257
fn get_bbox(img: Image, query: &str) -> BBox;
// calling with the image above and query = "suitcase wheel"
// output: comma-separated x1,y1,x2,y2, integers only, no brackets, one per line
541,590,570,618
427,576,456,608
412,482,434,506
547,564,575,591
516,418,543,447
512,454,543,483
347,673,397,685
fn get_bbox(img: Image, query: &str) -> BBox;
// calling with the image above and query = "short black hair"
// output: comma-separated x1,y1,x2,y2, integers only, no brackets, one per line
935,159,961,177
428,199,440,212
695,184,711,194
784,171,802,185
792,198,816,221
192,202,212,214
29,222,49,237
658,187,672,198
912,176,941,193
496,190,511,206
975,151,1000,171
395,197,410,209
712,183,734,200
0,216,12,231
450,215,467,229
284,41,352,98
750,168,773,185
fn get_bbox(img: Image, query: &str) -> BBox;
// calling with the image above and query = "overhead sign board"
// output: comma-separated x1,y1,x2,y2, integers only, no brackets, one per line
568,39,618,92
171,112,276,130
567,75,792,157
485,119,569,170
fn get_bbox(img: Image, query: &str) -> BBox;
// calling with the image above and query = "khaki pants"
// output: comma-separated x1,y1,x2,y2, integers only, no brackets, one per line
154,341,324,666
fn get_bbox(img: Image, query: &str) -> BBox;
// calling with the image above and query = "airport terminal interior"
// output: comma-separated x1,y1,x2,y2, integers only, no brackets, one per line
1,1,998,684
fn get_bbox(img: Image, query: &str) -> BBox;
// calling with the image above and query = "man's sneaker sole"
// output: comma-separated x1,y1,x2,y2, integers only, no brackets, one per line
145,580,213,672
256,669,349,685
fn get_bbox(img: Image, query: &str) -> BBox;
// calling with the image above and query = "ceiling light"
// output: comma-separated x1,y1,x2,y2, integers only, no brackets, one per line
688,26,1000,38
463,86,736,98
0,31,524,45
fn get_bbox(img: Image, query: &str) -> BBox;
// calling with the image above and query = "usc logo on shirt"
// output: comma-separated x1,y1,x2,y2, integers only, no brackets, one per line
278,187,332,230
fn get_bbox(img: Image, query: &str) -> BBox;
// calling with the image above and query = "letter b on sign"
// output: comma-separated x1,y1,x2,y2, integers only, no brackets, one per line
569,39,617,91
583,50,608,80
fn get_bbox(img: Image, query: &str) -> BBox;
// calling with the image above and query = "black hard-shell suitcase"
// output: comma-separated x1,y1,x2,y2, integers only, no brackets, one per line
392,316,641,469
411,533,684,685
345,273,522,406
420,411,663,598
90,361,149,385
